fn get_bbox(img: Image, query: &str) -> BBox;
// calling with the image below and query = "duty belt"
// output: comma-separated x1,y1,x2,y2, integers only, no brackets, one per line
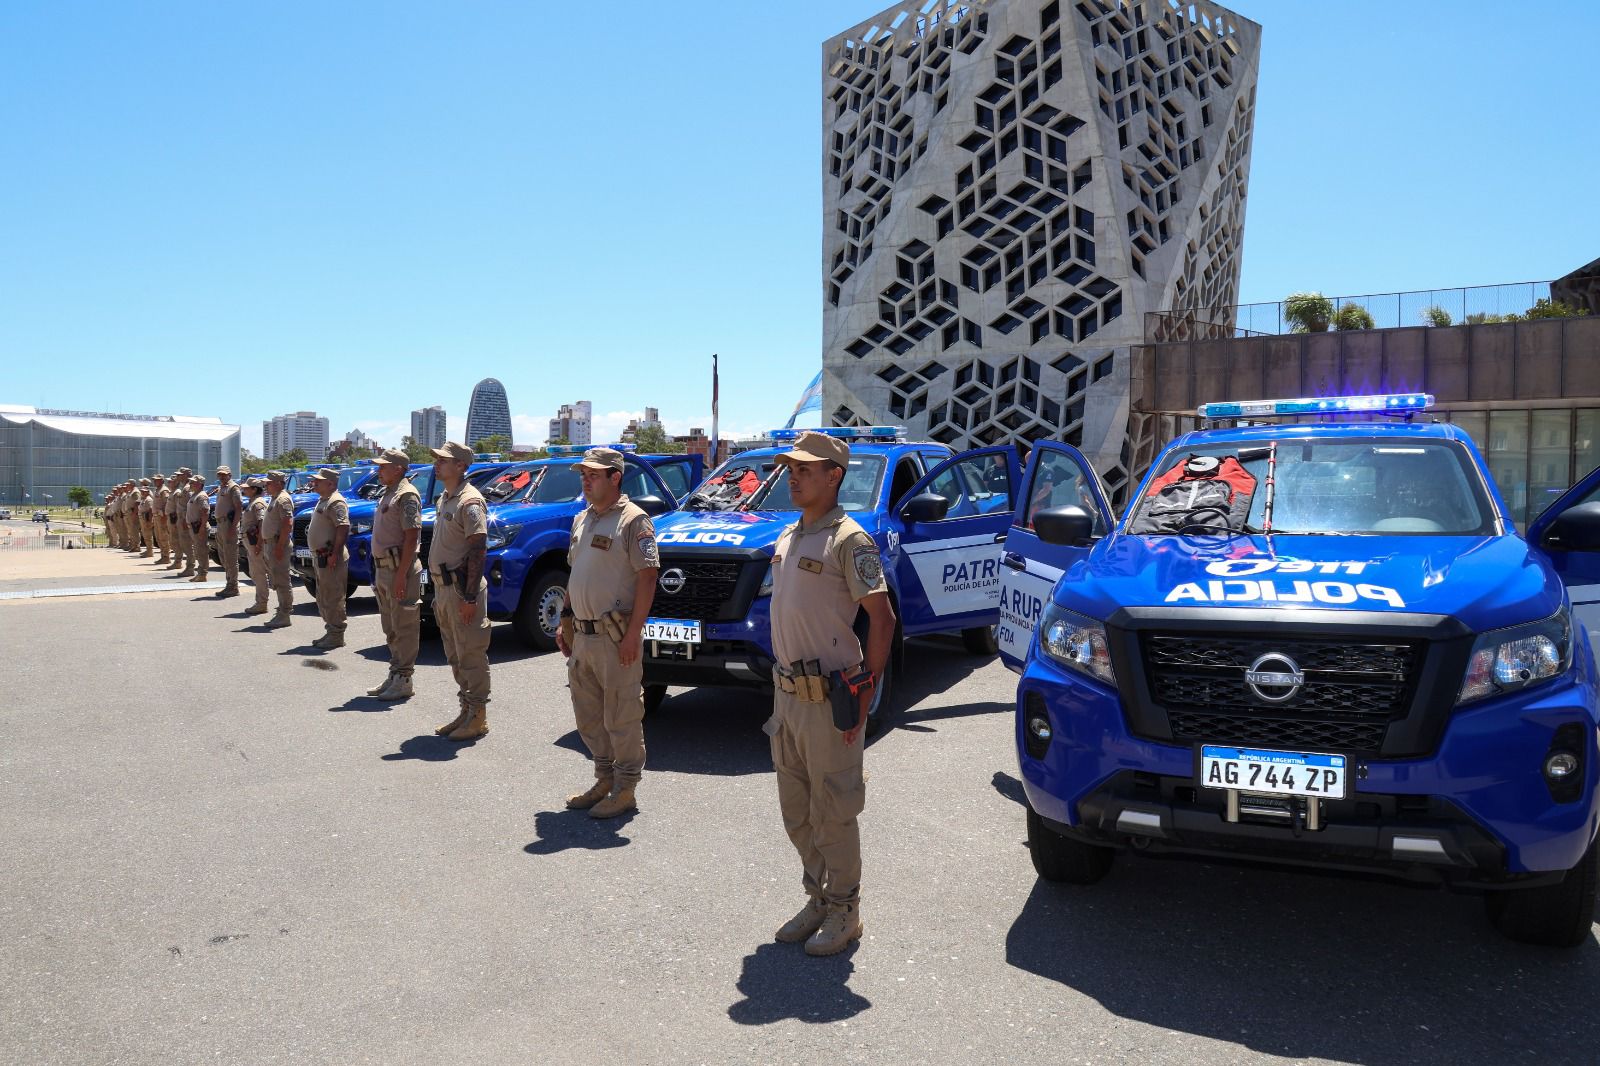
573,619,602,635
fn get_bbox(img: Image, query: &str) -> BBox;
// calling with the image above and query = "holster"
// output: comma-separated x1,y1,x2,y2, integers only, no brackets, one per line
315,548,330,570
559,611,575,648
246,530,259,547
828,669,872,731
601,609,629,643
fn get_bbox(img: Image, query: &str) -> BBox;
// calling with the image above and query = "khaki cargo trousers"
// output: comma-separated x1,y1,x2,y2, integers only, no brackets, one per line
766,685,866,906
373,558,422,678
247,546,270,609
315,559,348,634
434,580,491,709
263,539,293,615
568,631,646,788
216,525,240,588
188,522,209,577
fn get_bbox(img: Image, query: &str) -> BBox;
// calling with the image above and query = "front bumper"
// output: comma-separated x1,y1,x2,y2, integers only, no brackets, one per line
1018,650,1600,880
641,605,776,690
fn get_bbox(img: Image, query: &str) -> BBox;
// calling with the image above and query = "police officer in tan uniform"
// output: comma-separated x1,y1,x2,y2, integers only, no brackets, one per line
168,470,193,573
260,470,296,628
428,442,492,741
102,491,115,548
184,474,211,582
306,467,351,650
765,431,895,957
118,484,137,551
212,466,244,598
557,446,660,819
240,477,272,615
151,474,172,565
137,480,155,557
366,448,422,701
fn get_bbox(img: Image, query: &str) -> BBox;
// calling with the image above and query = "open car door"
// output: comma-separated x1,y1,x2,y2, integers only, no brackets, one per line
997,441,1115,672
1527,464,1600,661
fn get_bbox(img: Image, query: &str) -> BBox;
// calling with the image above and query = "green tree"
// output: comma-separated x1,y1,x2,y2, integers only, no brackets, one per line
270,448,309,470
1332,303,1375,331
400,435,436,463
1520,297,1586,320
67,485,92,509
632,424,685,454
473,434,513,455
1421,305,1453,327
1284,292,1333,333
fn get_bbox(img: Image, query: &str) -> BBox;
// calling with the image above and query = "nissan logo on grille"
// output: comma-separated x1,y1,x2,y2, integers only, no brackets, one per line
1245,652,1304,703
658,568,686,595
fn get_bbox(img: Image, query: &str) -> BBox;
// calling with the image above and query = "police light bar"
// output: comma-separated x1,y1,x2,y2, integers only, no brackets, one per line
545,444,585,456
768,426,905,443
1198,393,1434,419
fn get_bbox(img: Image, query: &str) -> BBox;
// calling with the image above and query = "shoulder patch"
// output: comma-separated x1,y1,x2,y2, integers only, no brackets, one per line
852,543,883,586
402,496,420,521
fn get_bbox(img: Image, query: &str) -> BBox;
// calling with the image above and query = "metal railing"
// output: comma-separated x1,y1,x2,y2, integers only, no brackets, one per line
1146,280,1587,342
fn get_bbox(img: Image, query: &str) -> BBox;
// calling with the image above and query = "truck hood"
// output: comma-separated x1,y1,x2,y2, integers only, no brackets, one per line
1062,533,1562,633
653,509,799,553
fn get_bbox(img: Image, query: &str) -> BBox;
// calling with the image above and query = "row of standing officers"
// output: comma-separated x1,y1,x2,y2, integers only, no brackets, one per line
112,431,893,958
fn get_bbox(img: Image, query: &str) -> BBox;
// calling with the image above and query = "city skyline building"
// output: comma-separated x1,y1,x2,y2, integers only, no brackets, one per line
263,411,330,461
547,400,592,446
464,379,512,447
410,405,447,449
821,0,1260,498
344,427,379,452
0,405,240,503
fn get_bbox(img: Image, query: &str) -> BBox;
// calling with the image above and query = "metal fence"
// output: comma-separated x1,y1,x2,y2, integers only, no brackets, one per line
1147,280,1578,342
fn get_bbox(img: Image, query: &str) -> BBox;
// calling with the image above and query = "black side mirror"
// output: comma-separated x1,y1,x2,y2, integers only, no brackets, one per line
902,492,951,524
633,495,671,517
1034,505,1096,546
1544,501,1600,552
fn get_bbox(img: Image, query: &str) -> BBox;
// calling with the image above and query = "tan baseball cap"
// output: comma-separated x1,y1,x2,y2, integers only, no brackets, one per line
572,447,625,473
138,478,150,486
431,441,474,463
309,467,340,483
265,469,289,483
178,467,192,475
215,465,232,476
242,476,264,490
374,447,411,466
775,430,850,469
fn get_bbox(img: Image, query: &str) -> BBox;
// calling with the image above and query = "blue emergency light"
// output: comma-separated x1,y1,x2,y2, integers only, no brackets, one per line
768,426,905,443
545,442,637,456
1198,393,1434,419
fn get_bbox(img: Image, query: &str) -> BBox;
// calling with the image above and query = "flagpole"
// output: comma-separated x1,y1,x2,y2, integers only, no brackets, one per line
710,354,719,465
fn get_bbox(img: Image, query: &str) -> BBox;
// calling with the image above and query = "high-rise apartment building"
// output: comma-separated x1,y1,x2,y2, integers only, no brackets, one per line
344,428,379,452
263,411,330,461
547,400,592,446
464,379,513,447
410,405,447,449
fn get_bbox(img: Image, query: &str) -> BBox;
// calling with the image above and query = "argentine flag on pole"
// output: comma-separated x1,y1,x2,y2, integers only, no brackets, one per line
785,370,823,429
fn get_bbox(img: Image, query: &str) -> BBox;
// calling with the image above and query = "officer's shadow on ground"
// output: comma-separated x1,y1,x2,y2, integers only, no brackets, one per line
522,809,637,854
727,942,870,1025
1005,853,1600,1065
551,685,775,778
380,734,480,762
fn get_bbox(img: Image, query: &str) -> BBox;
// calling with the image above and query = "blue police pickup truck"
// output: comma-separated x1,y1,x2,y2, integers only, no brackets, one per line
339,461,514,595
1002,393,1600,946
412,448,702,647
641,427,1022,733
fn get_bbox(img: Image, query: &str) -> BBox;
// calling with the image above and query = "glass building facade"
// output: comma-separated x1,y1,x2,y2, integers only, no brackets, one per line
0,406,241,506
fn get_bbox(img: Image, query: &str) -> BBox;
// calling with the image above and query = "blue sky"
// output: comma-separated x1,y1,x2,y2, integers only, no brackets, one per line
2,1,1595,454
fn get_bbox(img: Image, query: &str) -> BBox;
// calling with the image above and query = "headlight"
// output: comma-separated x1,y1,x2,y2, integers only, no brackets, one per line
1038,601,1115,685
350,519,372,535
485,523,522,551
756,562,774,597
1457,606,1571,705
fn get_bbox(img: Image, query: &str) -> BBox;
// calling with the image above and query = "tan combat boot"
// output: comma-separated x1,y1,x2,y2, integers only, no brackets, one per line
434,699,470,737
565,779,613,810
264,613,292,629
447,705,488,742
775,898,828,943
376,675,412,701
588,786,636,819
366,672,397,697
312,630,345,650
804,902,863,957
244,603,269,616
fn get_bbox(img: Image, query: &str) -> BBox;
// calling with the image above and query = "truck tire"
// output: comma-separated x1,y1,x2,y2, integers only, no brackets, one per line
643,684,667,716
513,569,567,652
962,625,999,655
1027,806,1114,885
1484,835,1599,948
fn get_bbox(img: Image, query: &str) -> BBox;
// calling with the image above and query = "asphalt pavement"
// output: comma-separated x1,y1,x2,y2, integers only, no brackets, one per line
2,584,1598,1065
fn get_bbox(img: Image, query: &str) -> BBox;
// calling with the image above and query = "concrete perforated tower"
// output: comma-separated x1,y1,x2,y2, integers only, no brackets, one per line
822,0,1259,496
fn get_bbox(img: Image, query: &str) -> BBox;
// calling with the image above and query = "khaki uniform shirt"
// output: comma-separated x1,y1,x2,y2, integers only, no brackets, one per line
169,486,189,525
242,496,267,548
307,491,350,564
373,478,422,557
427,482,488,572
185,488,210,530
214,482,243,532
566,495,659,619
769,506,886,673
262,490,294,542
139,493,153,519
155,486,170,520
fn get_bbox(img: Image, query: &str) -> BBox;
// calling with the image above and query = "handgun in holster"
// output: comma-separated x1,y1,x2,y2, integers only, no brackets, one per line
828,668,875,732
601,609,630,643
559,607,575,648
315,547,330,570
246,530,259,547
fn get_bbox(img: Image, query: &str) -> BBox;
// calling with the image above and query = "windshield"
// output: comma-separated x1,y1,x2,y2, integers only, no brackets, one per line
483,464,540,503
518,465,584,504
682,455,777,512
425,466,505,507
355,476,388,500
1127,438,1497,536
749,455,887,513
338,469,371,494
